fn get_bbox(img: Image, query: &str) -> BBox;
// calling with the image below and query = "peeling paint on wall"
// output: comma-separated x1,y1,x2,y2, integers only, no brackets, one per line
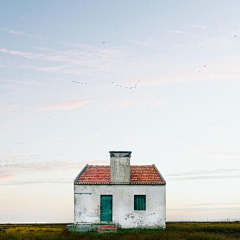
74,185,166,228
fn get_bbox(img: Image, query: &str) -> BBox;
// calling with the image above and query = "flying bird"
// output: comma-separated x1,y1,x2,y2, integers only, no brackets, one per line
203,65,206,67
234,35,237,37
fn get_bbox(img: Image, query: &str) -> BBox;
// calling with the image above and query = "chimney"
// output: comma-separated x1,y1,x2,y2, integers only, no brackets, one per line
110,151,131,183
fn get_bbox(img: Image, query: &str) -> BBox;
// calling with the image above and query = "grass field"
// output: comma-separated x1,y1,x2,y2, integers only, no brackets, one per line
0,222,239,240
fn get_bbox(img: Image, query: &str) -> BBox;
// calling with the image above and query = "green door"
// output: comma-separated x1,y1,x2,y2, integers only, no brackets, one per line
100,195,112,222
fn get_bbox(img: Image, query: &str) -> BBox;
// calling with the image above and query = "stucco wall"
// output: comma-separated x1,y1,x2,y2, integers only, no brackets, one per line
110,157,130,183
74,184,166,229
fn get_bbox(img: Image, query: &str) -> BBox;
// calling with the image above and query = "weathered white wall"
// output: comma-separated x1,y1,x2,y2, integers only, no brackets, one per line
74,185,166,229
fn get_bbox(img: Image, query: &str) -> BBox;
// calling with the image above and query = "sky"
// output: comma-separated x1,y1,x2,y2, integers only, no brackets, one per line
0,0,240,223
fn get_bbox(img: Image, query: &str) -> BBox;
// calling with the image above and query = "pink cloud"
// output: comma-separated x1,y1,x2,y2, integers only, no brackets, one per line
0,173,15,180
1,45,127,76
15,160,109,172
131,64,240,88
119,99,168,109
1,160,109,174
101,98,169,112
40,100,91,111
59,160,108,171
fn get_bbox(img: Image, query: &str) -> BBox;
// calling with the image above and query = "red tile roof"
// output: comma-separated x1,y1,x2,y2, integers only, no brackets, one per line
75,165,165,185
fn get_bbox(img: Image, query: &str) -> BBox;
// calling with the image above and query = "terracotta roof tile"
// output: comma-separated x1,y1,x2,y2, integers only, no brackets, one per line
76,165,165,185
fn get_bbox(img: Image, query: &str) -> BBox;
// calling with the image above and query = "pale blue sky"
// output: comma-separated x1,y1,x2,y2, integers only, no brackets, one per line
0,0,240,222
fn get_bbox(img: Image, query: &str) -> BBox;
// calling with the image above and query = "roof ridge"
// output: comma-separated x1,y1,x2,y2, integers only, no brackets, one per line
86,165,155,167
75,164,166,185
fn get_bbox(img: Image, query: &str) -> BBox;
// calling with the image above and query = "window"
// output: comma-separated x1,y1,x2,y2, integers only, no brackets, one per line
134,195,146,210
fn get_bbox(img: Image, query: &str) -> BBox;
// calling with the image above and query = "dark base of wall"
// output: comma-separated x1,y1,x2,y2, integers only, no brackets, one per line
66,223,117,233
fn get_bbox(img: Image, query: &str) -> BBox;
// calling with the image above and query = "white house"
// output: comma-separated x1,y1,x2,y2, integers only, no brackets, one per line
73,151,166,230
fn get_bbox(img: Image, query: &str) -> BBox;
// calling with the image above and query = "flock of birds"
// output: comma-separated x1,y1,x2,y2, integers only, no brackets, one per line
71,79,141,90
72,81,88,85
70,35,238,87
199,65,207,73
49,35,238,120
111,81,141,90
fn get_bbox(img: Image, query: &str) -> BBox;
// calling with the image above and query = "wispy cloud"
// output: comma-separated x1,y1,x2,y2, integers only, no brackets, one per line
119,99,167,109
166,168,240,177
0,79,45,86
19,64,68,73
166,168,240,181
166,30,202,38
40,100,91,111
0,160,108,172
0,27,48,40
32,47,53,51
137,62,240,88
188,202,240,207
191,25,206,29
1,179,72,185
18,64,95,75
0,104,21,115
0,48,43,59
99,98,169,112
0,153,64,161
0,159,108,183
167,206,240,212
205,151,240,157
182,143,240,157
0,27,24,36
166,30,189,34
168,175,240,181
110,98,169,110
0,172,15,180
129,39,159,46
1,45,128,75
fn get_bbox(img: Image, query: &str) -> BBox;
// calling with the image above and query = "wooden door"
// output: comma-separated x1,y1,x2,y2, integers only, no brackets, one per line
100,195,112,222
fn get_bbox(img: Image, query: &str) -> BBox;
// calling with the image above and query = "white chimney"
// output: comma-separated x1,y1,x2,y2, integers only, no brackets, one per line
110,151,131,183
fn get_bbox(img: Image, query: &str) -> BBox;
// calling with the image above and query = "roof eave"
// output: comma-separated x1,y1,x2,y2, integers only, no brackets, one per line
74,182,165,185
74,164,88,184
152,164,166,184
